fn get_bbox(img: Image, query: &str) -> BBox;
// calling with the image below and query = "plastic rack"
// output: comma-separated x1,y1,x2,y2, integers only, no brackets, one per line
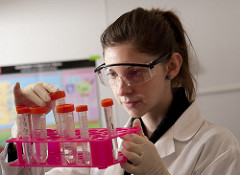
6,127,140,169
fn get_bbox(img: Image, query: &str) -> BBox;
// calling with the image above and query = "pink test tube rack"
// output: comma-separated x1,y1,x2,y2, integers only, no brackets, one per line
6,127,140,169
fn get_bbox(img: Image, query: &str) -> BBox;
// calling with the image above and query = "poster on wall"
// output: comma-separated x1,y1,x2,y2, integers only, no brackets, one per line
0,59,100,149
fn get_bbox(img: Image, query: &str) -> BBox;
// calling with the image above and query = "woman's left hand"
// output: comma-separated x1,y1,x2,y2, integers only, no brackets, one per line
120,119,170,175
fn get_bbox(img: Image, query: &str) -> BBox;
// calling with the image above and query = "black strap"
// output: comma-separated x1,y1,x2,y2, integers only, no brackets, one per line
124,87,190,175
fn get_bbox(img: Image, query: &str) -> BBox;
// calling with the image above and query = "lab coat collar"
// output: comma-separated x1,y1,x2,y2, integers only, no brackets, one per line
155,102,205,158
172,101,205,141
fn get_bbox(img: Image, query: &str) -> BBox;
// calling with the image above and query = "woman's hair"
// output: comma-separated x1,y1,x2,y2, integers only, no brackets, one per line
101,7,196,102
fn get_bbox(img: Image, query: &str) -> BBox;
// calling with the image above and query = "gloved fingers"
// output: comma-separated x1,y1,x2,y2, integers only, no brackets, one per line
132,119,145,136
31,83,52,102
121,133,148,144
122,140,143,156
121,118,148,144
46,101,53,113
120,161,132,174
121,147,142,166
23,88,46,107
13,82,23,106
13,82,21,98
120,161,142,175
39,81,59,93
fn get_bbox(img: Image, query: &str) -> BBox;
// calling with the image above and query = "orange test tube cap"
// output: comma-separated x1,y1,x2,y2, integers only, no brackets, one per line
56,104,74,113
101,98,113,107
76,105,88,112
49,91,66,100
29,106,47,114
16,107,30,114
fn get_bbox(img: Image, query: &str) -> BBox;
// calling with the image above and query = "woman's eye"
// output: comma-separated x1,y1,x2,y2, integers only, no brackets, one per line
106,71,117,78
129,69,144,76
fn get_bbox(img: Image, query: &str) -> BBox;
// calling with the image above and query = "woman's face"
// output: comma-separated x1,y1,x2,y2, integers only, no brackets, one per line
104,44,172,118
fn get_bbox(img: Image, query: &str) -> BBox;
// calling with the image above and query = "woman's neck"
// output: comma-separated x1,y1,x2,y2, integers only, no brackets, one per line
141,93,173,138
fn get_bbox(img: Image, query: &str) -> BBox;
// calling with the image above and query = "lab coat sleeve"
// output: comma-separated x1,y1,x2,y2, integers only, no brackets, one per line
201,147,240,175
0,143,44,175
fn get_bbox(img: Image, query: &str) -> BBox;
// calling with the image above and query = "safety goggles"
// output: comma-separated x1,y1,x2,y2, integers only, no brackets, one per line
94,53,170,87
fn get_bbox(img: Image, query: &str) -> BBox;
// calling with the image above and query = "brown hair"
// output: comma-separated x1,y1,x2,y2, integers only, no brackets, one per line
101,7,196,102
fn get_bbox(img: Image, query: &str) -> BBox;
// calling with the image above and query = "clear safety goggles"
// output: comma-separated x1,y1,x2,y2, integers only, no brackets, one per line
94,53,170,87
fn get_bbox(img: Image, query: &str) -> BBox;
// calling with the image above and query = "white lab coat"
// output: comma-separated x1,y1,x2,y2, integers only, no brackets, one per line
1,102,240,175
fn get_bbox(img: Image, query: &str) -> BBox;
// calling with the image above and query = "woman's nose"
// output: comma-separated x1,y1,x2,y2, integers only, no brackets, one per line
116,77,132,96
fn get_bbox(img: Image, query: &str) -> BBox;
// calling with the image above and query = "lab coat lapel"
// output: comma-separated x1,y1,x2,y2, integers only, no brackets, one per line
172,102,205,141
155,126,175,158
155,102,205,158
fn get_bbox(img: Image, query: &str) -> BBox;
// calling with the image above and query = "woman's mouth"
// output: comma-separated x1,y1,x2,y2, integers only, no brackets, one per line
122,101,140,108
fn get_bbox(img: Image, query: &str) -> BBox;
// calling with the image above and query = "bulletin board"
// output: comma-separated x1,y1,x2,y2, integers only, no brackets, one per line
0,59,100,148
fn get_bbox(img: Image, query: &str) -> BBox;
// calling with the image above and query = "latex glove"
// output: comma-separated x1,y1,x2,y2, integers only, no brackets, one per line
120,119,170,175
13,81,59,107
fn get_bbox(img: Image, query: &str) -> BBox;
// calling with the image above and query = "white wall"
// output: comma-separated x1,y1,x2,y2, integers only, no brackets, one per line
0,0,239,140
0,0,106,65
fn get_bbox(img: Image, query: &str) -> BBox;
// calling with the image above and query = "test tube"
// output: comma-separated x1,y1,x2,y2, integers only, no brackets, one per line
101,98,118,160
29,106,48,164
49,91,66,132
56,104,77,164
16,106,32,164
16,105,32,134
76,105,91,165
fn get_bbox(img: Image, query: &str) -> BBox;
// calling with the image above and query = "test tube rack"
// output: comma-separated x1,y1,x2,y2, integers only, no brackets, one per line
6,127,141,169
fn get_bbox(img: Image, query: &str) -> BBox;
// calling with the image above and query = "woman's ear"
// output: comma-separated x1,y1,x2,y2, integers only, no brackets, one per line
166,52,182,80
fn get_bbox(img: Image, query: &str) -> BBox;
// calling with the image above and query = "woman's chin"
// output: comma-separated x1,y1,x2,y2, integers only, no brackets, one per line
125,108,145,118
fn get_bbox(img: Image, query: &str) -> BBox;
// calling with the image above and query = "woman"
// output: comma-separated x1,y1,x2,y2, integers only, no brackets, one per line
1,7,239,175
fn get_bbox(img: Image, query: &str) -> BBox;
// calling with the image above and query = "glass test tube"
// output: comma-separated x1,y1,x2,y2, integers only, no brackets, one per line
29,106,48,164
56,104,77,164
16,106,32,164
101,98,118,160
76,105,91,165
49,91,66,132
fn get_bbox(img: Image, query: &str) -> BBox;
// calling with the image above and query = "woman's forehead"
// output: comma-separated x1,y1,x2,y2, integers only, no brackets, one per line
104,45,154,65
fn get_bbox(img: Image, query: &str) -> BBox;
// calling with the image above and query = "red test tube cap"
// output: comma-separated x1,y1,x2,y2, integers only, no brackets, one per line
76,105,88,112
56,104,74,113
49,91,66,100
29,106,47,114
101,98,113,107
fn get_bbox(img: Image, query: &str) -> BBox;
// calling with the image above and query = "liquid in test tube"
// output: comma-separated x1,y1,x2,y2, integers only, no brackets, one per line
16,106,32,164
76,105,91,165
29,106,48,164
101,98,118,160
56,104,77,164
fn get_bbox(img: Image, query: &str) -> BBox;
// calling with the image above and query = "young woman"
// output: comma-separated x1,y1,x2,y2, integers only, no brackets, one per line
1,7,239,175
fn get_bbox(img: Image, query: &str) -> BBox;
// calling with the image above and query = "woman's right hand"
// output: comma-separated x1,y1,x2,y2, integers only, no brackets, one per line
13,81,59,107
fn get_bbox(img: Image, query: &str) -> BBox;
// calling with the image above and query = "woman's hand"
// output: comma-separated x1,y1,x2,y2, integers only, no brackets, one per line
120,119,170,175
13,81,59,107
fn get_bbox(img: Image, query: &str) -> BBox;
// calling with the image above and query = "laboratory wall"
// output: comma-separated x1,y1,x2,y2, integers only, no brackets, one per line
0,0,239,144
